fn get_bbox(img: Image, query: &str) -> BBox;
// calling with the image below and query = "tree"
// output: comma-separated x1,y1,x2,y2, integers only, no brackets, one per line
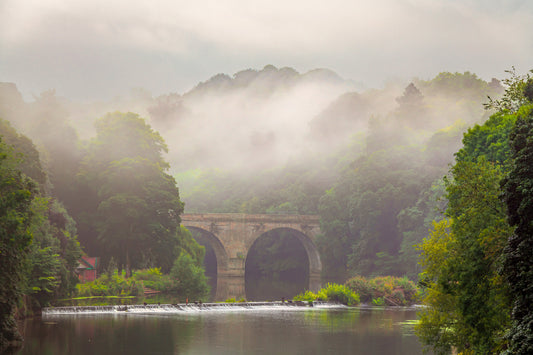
0,138,37,352
501,106,533,354
169,252,210,301
78,112,184,275
417,158,512,354
24,198,82,306
484,67,533,113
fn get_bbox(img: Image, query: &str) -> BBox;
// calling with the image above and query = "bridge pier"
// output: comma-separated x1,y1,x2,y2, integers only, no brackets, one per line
215,257,246,301
216,270,246,301
309,271,322,293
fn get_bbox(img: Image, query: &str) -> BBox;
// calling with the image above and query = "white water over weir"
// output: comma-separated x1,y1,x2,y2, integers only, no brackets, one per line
43,301,344,315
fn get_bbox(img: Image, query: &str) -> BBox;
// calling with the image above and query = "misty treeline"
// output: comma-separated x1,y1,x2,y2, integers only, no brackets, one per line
0,66,505,285
164,66,502,283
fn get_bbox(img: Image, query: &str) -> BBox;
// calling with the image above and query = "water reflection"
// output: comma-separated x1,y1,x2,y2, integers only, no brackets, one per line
17,307,429,354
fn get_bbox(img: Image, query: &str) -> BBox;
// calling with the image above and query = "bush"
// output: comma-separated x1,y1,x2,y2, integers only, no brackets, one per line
293,290,318,302
169,253,210,301
75,272,143,297
344,276,373,302
133,268,174,292
317,283,360,306
345,275,419,306
371,297,385,306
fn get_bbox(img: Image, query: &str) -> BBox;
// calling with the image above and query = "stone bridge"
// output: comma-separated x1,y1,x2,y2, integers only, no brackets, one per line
181,213,322,301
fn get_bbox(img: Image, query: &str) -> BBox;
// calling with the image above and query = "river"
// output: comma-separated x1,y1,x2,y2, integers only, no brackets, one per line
16,304,430,354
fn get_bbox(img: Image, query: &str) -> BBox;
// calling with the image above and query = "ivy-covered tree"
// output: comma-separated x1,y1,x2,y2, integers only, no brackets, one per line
1,118,82,307
0,137,37,352
501,105,533,354
24,198,82,306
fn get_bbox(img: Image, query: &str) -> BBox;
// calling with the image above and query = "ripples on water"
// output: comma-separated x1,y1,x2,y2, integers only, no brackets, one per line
17,304,430,355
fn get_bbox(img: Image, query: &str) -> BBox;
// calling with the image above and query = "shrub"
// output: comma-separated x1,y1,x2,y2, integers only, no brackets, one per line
345,276,373,302
345,275,419,306
169,253,210,301
293,290,318,302
75,273,142,297
317,283,360,306
371,297,385,306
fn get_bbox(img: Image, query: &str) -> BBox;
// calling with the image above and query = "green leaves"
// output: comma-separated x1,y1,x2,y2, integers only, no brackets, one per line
170,252,210,301
501,108,533,353
78,112,185,274
0,137,37,351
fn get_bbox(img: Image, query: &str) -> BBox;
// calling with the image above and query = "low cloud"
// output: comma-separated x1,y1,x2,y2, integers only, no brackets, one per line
1,0,532,99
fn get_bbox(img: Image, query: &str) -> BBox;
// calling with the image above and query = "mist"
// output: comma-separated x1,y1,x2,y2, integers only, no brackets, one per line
0,65,501,182
2,0,532,101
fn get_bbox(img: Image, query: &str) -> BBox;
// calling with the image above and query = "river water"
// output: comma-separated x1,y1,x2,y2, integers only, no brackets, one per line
16,304,429,354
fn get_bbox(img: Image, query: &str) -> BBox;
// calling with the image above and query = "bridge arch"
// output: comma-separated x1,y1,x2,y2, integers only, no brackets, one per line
185,226,229,272
185,226,230,299
244,227,321,300
181,213,321,301
244,226,322,274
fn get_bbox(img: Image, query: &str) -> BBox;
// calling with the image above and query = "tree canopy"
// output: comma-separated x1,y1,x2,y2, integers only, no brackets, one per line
0,137,37,352
77,112,184,274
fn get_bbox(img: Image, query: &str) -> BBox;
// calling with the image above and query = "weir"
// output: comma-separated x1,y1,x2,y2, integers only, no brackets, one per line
42,301,341,315
181,213,322,301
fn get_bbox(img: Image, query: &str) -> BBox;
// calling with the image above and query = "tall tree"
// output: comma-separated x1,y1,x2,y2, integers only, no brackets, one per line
0,138,37,352
417,158,512,354
501,105,533,354
416,71,533,354
78,112,184,274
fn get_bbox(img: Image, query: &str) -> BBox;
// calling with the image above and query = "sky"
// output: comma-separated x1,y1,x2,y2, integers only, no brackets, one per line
1,0,532,101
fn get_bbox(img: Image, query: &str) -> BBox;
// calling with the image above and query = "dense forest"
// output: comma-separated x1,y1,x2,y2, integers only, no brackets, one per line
2,66,532,353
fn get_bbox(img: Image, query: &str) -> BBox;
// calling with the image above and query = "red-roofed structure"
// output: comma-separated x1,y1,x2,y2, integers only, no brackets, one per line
77,256,98,282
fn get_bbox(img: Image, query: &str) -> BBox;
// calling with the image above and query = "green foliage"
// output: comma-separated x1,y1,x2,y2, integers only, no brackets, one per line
175,226,205,269
371,297,385,306
293,284,359,306
455,109,519,165
0,137,37,351
319,146,445,280
1,122,82,350
416,151,513,353
420,71,499,100
501,107,533,354
77,112,184,274
169,252,210,301
24,198,82,306
224,298,236,303
76,251,211,302
76,272,143,297
0,119,47,188
484,67,533,113
293,290,318,302
316,283,360,306
416,72,533,353
345,275,418,306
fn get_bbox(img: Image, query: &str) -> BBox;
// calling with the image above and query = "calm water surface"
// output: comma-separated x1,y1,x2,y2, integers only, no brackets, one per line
17,306,429,354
